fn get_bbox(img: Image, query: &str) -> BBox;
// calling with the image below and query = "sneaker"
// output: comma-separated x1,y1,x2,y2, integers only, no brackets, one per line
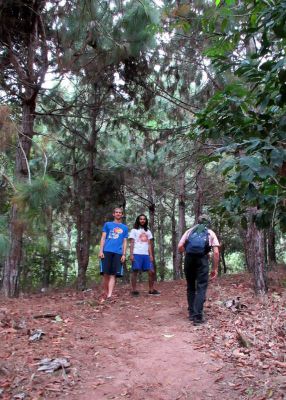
148,289,160,295
131,291,139,296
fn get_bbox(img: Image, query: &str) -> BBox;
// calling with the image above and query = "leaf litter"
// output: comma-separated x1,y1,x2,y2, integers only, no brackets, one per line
0,266,285,399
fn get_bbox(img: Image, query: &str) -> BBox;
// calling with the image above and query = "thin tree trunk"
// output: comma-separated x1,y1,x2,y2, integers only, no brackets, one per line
121,190,129,284
193,167,204,221
42,206,53,288
267,227,277,267
171,201,177,280
3,101,35,297
63,218,73,285
157,210,165,281
147,180,157,280
218,243,227,275
174,170,185,279
75,89,98,290
75,149,94,291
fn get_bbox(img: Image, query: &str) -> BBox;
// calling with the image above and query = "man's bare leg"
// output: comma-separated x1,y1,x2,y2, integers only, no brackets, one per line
131,271,138,292
148,269,155,291
148,269,160,295
107,275,116,298
102,275,108,294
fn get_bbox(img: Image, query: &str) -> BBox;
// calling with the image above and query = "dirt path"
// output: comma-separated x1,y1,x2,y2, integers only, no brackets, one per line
70,282,230,400
2,274,285,399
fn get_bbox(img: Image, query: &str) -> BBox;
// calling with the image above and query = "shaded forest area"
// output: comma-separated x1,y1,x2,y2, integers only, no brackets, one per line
0,0,285,297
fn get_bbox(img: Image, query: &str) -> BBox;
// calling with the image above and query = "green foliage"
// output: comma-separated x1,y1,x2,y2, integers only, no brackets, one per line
14,176,62,221
117,0,160,56
195,0,286,230
0,215,9,262
225,251,245,273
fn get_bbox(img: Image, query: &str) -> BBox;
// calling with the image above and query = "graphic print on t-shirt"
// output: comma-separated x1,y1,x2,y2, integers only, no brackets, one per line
108,227,123,239
139,232,148,242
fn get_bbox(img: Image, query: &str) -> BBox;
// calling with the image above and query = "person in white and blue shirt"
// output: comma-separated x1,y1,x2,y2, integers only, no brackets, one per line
129,214,160,296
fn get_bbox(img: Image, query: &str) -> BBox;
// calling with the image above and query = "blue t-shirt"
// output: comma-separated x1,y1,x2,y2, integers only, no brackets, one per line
103,222,128,254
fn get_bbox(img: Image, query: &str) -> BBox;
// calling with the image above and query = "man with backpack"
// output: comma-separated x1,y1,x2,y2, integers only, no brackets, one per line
178,214,220,325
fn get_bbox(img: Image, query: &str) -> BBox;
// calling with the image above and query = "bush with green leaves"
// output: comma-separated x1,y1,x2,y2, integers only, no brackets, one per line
195,0,286,230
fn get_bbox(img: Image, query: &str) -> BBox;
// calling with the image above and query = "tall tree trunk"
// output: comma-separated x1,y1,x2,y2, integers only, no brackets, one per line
42,206,53,288
174,170,185,279
3,101,35,297
147,178,157,280
171,200,177,280
221,244,227,274
75,90,98,290
63,218,73,285
244,209,268,294
74,148,95,291
157,209,165,281
193,167,204,221
121,189,129,284
267,227,277,267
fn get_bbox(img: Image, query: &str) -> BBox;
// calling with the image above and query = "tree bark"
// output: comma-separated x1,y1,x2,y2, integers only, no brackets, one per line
63,218,73,284
174,170,185,279
42,206,53,288
74,147,94,291
244,209,268,294
157,209,165,281
193,167,204,221
147,180,157,280
267,227,277,267
2,1,48,297
171,201,177,280
75,89,98,291
3,101,35,297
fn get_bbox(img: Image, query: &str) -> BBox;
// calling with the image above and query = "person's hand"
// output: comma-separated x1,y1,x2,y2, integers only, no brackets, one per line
178,245,184,253
210,269,218,281
121,254,126,263
99,251,104,259
130,255,134,262
150,255,154,262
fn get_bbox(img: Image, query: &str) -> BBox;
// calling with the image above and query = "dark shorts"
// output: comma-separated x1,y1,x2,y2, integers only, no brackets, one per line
100,252,123,277
132,254,151,272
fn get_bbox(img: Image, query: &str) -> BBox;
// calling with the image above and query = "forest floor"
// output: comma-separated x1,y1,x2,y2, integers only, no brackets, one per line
0,267,285,400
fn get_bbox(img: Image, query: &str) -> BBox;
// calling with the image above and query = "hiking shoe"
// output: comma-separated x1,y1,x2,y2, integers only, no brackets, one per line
131,291,140,296
148,289,160,295
193,317,206,326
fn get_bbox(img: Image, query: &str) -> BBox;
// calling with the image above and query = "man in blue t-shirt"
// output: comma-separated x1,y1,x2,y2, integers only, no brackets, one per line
98,207,128,302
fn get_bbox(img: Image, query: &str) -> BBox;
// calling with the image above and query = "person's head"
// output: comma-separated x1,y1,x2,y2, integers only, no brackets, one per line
197,214,211,227
113,207,124,221
134,214,148,231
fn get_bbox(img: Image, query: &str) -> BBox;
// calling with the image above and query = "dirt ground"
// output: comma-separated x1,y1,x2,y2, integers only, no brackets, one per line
0,269,285,400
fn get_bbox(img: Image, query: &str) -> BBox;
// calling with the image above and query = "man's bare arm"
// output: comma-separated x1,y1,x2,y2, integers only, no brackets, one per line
121,238,127,263
129,238,135,261
148,240,154,262
210,246,220,280
99,232,106,258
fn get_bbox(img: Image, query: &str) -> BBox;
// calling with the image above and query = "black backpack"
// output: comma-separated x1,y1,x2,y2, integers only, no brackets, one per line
185,225,211,256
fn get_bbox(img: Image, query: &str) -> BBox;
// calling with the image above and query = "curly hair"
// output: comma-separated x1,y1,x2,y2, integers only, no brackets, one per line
134,214,148,231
